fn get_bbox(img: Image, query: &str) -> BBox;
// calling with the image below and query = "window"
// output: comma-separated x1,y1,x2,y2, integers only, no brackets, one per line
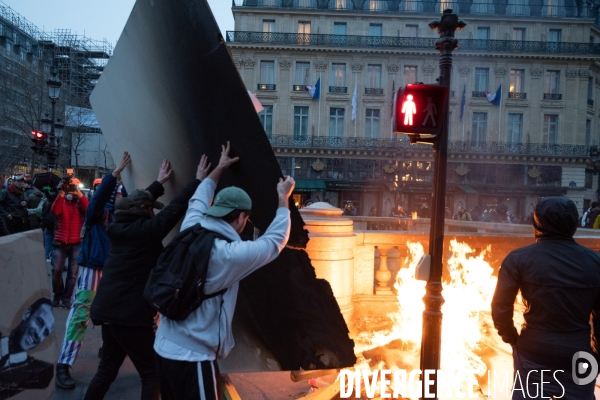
510,69,524,93
369,24,382,37
298,0,312,7
259,105,273,137
588,76,594,101
507,113,523,144
293,106,309,140
367,65,382,88
263,20,275,33
477,27,490,40
406,25,418,37
295,62,310,86
298,21,310,44
404,66,417,85
331,63,346,87
333,0,347,9
333,22,347,45
543,115,558,145
544,70,560,94
549,29,562,42
586,119,591,147
260,61,275,84
365,109,380,137
512,28,525,41
329,108,345,137
474,68,489,93
472,113,487,143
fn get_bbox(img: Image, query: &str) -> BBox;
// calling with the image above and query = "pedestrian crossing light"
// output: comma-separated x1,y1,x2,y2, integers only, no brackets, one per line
31,130,47,154
393,84,448,144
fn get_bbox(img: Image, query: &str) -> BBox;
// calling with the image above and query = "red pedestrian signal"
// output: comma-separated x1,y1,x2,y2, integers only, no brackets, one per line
31,130,48,154
393,84,448,143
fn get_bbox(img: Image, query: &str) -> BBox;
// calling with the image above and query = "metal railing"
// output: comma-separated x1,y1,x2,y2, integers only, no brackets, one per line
293,84,307,91
232,0,599,23
257,83,276,90
267,135,591,156
472,91,487,97
365,87,384,95
508,92,527,99
227,31,600,55
329,86,348,93
543,93,562,100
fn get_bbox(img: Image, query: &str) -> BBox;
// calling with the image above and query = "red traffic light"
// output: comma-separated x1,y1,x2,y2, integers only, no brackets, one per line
393,84,448,141
31,130,47,140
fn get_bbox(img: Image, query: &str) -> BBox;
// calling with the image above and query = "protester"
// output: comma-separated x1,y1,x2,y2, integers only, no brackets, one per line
39,186,58,261
389,203,408,218
456,206,472,221
154,142,294,400
0,175,30,234
581,202,596,228
55,152,131,390
85,155,207,400
491,197,600,399
51,177,89,308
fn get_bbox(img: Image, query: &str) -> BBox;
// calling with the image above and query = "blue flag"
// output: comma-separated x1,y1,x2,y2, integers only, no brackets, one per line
485,84,502,106
306,78,320,99
459,84,466,120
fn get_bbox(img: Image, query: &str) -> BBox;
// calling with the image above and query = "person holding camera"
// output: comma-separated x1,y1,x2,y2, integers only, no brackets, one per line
51,177,89,309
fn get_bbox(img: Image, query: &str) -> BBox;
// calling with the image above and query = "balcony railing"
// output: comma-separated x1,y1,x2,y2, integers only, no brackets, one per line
257,83,276,90
267,135,590,156
508,92,527,99
293,84,307,91
543,93,562,100
329,86,347,93
472,91,487,98
232,0,599,23
588,98,595,106
227,31,600,55
365,87,383,95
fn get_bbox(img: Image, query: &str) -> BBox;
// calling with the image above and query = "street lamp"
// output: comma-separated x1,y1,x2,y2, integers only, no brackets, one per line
45,65,62,169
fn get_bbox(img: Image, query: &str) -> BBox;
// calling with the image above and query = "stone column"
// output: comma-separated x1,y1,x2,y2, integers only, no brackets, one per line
374,246,392,294
299,202,355,325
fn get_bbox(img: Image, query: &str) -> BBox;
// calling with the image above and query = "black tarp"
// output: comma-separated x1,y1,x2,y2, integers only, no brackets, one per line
90,0,355,371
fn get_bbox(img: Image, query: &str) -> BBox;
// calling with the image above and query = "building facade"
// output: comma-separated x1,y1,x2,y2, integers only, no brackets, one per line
228,0,600,219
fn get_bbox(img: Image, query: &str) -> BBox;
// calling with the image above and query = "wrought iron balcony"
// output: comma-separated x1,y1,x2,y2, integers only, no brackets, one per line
543,93,562,100
232,0,599,25
293,84,307,91
508,92,527,99
257,83,276,90
267,134,590,156
365,87,383,95
472,91,487,98
329,86,347,93
588,98,594,106
227,31,600,55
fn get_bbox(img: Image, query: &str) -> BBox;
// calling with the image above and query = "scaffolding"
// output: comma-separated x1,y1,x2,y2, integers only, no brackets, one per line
0,1,113,176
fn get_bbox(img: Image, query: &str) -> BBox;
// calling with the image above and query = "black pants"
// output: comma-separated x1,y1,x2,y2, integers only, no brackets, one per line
84,324,159,400
155,354,219,400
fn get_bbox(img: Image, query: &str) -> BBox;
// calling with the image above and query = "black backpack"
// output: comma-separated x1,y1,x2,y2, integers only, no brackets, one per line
144,224,229,321
39,198,56,231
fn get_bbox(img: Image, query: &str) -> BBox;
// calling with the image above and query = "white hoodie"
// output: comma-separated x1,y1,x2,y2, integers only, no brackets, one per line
154,178,290,361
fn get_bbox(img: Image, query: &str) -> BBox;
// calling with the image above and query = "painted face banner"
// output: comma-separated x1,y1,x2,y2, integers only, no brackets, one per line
0,230,57,399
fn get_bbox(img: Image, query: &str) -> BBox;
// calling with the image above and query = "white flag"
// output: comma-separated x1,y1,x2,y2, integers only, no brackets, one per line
351,82,357,121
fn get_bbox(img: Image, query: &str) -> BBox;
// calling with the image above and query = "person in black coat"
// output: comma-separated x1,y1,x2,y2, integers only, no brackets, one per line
491,197,600,400
85,157,210,400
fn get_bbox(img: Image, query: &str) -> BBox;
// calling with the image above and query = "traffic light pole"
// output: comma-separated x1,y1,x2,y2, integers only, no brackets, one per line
420,9,465,398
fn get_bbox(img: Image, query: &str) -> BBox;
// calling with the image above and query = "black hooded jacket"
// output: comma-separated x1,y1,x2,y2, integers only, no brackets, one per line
91,179,201,327
491,197,600,359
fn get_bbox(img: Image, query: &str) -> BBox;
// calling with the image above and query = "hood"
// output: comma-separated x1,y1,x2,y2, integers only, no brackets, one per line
532,197,578,241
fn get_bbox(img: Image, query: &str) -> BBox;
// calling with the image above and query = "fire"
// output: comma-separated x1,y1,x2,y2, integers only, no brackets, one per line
411,211,418,220
352,239,512,398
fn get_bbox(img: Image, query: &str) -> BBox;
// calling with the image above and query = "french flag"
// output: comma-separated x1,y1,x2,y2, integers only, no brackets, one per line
485,84,502,106
305,78,320,99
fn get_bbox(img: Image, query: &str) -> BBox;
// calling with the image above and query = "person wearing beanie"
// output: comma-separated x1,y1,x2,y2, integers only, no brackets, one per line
492,197,600,399
85,153,210,400
0,175,30,234
54,152,131,390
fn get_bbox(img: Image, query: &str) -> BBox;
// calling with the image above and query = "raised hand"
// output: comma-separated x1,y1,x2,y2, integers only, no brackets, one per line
196,155,211,181
157,159,173,184
113,152,131,178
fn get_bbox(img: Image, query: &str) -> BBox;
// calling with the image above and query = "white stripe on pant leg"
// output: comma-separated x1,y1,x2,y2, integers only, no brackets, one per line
210,361,218,399
197,362,207,400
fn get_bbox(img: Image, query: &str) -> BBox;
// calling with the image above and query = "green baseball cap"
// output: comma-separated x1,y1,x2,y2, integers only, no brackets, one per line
205,186,252,217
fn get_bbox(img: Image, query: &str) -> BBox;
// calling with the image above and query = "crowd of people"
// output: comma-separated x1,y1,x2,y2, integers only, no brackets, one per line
1,142,296,400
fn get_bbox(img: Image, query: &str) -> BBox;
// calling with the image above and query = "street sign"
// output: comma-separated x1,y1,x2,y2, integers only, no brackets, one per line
393,84,448,141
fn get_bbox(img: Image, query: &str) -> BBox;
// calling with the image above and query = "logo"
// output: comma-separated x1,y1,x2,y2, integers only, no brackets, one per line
572,351,598,385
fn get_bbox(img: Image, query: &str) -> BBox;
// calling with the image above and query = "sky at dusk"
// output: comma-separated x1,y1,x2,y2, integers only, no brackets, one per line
0,0,235,49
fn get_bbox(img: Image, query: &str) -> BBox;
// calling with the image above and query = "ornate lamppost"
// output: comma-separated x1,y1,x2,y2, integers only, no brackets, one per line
419,9,466,398
44,65,63,170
